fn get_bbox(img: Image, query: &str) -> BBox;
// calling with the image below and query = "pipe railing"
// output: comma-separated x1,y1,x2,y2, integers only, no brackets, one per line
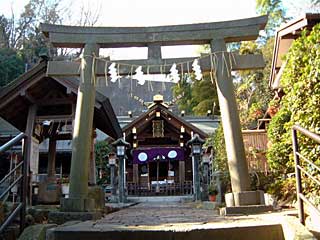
292,124,320,225
0,133,27,234
0,133,26,153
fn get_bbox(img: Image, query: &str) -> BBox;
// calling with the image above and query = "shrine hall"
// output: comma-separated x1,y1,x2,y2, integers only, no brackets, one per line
122,94,207,196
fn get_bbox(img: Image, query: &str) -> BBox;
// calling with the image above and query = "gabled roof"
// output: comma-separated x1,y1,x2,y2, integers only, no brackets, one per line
117,115,219,135
0,60,122,139
123,98,208,140
270,13,320,90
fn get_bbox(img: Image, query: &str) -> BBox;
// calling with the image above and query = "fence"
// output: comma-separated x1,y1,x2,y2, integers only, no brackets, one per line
242,129,269,173
0,133,27,234
292,124,320,225
127,181,193,196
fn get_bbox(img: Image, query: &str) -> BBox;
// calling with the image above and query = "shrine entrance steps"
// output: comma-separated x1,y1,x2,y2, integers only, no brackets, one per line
47,202,316,240
127,195,193,203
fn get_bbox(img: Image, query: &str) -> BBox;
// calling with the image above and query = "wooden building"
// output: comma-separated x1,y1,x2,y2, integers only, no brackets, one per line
0,58,122,203
244,14,320,174
122,94,207,196
270,13,320,94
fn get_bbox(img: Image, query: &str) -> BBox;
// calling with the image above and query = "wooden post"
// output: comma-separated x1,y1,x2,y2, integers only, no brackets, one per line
179,161,185,184
47,137,56,181
210,39,250,192
61,43,99,212
21,105,37,229
24,105,37,205
133,164,139,184
156,160,159,193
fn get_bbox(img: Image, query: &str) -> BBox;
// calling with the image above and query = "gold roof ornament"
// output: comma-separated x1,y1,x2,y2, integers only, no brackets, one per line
153,94,164,103
148,94,168,109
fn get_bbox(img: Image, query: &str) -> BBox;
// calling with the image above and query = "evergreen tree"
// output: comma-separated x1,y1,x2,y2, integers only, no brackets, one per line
0,48,24,87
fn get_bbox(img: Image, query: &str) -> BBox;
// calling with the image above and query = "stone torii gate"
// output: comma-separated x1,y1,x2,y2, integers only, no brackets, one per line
41,15,267,211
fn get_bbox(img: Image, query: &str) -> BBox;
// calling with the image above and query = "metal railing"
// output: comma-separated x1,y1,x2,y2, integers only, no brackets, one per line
0,133,27,234
292,125,320,225
127,181,193,196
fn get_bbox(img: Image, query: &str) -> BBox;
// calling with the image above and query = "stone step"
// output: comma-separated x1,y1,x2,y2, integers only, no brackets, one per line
127,195,193,203
47,223,285,240
220,205,274,215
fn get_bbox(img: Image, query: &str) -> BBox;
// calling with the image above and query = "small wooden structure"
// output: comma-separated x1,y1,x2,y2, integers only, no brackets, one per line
123,94,207,196
0,59,122,203
270,13,320,94
242,129,268,173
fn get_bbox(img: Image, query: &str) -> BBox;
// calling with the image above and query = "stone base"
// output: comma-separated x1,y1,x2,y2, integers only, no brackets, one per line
109,195,118,203
225,190,265,207
201,201,220,210
38,181,61,204
27,205,59,223
60,197,95,212
48,211,102,225
18,224,57,240
220,205,274,215
88,186,105,210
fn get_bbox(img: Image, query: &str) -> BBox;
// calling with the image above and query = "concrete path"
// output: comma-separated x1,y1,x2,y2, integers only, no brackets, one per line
99,202,221,227
48,202,316,240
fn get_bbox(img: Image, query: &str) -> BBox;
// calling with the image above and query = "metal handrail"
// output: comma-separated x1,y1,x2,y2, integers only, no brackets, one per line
293,125,320,144
296,152,320,173
0,133,27,234
0,203,22,233
0,161,23,186
0,133,26,153
0,175,23,199
292,124,320,225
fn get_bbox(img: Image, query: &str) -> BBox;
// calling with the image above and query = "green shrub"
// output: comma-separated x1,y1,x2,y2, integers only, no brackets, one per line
267,178,296,203
208,184,218,195
267,107,293,175
267,24,320,200
95,141,112,185
205,124,231,191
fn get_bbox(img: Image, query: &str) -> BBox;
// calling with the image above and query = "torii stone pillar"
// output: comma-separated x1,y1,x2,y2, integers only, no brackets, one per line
61,43,99,212
210,40,265,207
210,39,250,193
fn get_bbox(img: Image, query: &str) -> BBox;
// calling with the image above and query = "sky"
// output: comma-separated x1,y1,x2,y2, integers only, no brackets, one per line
0,0,259,58
0,0,316,59
1,0,258,26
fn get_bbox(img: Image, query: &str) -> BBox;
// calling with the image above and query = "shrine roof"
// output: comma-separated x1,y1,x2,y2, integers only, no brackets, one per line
122,95,209,140
0,60,122,139
270,13,320,90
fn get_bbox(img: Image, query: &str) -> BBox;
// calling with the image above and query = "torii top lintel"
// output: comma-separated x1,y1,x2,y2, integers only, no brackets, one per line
41,15,267,48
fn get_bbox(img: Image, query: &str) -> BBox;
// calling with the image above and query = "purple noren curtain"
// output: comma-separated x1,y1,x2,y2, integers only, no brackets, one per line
133,147,184,164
